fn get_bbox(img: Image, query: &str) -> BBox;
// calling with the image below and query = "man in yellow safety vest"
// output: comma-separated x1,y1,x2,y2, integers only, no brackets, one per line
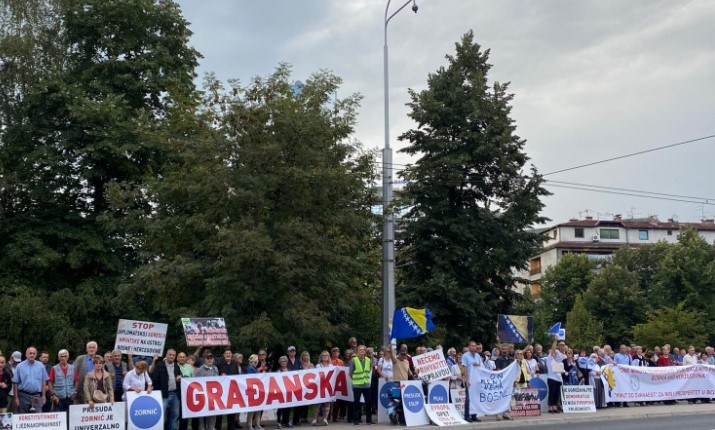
349,345,373,425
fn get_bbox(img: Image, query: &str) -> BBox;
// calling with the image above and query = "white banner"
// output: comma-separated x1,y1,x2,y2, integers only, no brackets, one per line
561,385,596,413
413,350,451,382
69,403,126,430
401,380,430,427
449,389,466,418
12,413,66,430
127,391,164,430
377,379,400,423
114,319,168,356
468,361,519,416
425,403,468,426
181,367,353,417
602,364,715,402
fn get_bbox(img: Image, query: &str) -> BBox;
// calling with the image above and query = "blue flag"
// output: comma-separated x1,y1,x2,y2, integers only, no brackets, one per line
497,315,533,343
391,307,435,340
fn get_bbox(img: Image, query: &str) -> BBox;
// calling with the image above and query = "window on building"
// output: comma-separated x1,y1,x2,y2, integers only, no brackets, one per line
574,227,584,238
667,230,672,236
638,230,649,240
599,228,620,239
529,257,542,275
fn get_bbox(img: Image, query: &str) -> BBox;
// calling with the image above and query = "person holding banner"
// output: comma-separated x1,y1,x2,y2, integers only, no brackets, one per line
194,354,219,430
245,355,264,430
311,351,333,426
83,355,114,409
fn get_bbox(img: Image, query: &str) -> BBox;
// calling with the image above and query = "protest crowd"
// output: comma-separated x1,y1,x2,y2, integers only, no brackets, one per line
1,332,714,429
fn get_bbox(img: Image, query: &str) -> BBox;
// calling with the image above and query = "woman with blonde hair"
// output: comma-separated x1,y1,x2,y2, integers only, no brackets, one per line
246,355,264,430
513,350,531,389
312,351,332,426
84,355,114,408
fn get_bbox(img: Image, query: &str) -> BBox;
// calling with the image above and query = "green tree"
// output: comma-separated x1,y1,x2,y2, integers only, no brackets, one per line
538,253,597,325
565,294,603,351
611,242,669,298
115,66,381,352
0,0,199,352
582,264,646,345
632,303,709,348
395,31,549,347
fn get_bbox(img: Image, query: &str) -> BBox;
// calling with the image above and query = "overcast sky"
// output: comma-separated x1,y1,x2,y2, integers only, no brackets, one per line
176,0,715,226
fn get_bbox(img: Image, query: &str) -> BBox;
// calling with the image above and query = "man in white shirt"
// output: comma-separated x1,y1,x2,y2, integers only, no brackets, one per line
461,341,482,423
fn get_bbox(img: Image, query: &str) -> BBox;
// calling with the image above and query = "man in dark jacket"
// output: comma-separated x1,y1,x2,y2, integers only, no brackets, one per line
150,350,182,430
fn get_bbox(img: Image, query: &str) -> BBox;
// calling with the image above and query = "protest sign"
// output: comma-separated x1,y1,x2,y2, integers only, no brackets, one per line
12,413,66,430
400,380,430,427
69,402,126,430
602,364,715,402
181,367,353,417
181,318,230,346
377,379,400,423
127,391,164,430
510,388,541,417
0,414,12,430
449,389,466,418
561,385,596,413
427,381,449,404
468,361,519,416
413,349,451,382
114,319,167,356
425,403,468,426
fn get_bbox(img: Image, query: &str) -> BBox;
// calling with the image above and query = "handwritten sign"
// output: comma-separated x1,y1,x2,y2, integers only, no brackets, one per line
413,350,451,381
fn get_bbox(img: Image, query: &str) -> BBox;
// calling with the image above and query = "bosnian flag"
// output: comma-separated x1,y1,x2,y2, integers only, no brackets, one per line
391,308,436,340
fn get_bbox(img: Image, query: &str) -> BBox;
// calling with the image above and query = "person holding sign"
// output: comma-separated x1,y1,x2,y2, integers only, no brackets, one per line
123,360,153,399
84,355,114,408
311,351,333,426
545,335,567,413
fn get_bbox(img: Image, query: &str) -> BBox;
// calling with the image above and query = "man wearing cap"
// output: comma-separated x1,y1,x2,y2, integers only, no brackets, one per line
349,345,372,425
12,346,49,413
216,348,239,430
195,353,219,430
8,351,22,412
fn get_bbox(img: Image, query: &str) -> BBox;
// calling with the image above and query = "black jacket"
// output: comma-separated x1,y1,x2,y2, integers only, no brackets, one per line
150,360,182,398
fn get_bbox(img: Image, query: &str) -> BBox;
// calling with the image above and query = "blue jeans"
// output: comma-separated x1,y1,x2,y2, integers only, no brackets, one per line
164,391,180,430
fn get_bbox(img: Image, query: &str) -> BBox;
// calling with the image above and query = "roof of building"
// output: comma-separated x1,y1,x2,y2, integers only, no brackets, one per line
553,218,715,231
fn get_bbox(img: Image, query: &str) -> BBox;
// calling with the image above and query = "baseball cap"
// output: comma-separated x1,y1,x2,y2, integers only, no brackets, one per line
331,347,340,352
11,351,22,363
287,346,296,351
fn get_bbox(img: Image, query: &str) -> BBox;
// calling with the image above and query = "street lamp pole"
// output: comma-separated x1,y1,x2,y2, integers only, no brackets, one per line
383,0,418,346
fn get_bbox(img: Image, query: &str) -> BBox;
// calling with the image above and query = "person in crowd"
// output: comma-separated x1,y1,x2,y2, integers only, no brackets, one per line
245,355,264,430
48,349,78,412
276,356,292,429
524,349,539,378
177,352,195,430
672,347,683,365
562,349,579,386
105,349,133,405
150,350,182,430
483,350,495,370
216,348,239,430
195,354,219,430
391,346,413,382
587,353,606,409
698,352,710,365
8,351,22,412
312,351,333,426
330,347,347,423
0,355,13,413
300,352,314,370
123,360,153,399
705,346,714,365
545,336,566,413
456,352,466,386
38,351,52,412
491,344,514,421
103,352,113,367
347,338,358,353
74,341,98,404
12,346,48,413
234,353,245,374
348,345,372,426
446,348,457,367
377,347,393,382
83,355,114,409
461,340,482,423
513,350,530,389
367,347,379,416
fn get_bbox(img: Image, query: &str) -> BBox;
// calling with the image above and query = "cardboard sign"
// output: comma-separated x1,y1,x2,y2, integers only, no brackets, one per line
127,391,164,430
561,385,596,413
12,413,66,430
425,403,469,426
181,367,353,417
181,317,230,346
0,414,12,430
510,388,541,417
401,380,430,427
427,381,449,404
413,350,451,382
449,389,466,418
114,319,167,356
69,403,126,430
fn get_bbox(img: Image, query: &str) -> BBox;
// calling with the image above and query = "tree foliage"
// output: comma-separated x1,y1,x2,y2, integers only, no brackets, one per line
565,294,603,351
632,302,709,348
396,31,549,347
538,253,597,325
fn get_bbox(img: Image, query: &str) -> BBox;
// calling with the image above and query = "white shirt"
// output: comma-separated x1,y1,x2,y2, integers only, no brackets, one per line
682,353,698,366
123,369,152,394
377,357,393,380
546,351,566,382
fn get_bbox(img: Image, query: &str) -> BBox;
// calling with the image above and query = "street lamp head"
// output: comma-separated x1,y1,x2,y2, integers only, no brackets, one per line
411,0,418,13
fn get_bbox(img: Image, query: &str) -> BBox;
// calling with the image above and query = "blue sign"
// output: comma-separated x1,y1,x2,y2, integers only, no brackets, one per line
130,395,162,429
379,381,399,408
402,384,424,413
528,377,548,401
428,384,448,404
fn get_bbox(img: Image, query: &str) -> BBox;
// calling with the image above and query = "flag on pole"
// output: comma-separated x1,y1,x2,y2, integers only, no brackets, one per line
391,307,435,340
497,315,533,343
